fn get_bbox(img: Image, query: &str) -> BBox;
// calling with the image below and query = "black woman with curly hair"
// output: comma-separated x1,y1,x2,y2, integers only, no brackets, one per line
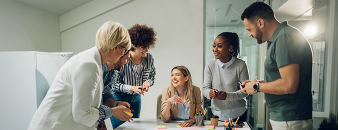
202,32,249,125
110,24,157,128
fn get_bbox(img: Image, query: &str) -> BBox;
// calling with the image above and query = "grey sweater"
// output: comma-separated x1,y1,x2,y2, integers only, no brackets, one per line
202,58,249,110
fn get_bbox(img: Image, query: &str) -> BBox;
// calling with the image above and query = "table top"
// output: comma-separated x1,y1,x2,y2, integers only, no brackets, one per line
115,118,251,130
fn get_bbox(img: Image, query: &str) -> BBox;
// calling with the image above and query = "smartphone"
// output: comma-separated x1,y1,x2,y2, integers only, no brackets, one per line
238,80,245,88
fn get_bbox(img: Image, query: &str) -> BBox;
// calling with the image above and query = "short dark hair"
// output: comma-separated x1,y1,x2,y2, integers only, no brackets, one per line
128,24,157,51
217,32,240,57
241,1,275,24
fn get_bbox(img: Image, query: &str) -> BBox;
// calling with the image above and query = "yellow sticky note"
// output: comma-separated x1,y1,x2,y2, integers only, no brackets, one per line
205,125,215,129
176,125,181,127
157,126,166,129
123,111,133,117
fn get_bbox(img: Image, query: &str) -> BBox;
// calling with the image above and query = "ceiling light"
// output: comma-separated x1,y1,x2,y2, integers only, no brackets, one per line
225,4,232,16
304,24,317,37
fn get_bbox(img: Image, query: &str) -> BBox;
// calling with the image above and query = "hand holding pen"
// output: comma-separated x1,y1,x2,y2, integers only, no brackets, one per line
142,80,150,92
131,86,145,95
209,89,219,99
168,94,185,104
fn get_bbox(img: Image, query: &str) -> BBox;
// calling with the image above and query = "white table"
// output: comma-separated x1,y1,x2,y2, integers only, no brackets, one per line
115,118,251,130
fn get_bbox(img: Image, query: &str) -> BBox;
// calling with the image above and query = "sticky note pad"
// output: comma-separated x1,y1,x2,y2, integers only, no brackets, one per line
176,125,181,127
123,111,133,117
157,126,166,129
205,125,215,129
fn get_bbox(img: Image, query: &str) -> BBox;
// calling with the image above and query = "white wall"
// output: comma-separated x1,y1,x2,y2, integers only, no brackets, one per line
0,1,61,52
61,0,204,119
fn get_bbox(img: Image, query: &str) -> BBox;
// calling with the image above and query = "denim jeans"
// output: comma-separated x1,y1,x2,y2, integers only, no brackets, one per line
110,92,141,129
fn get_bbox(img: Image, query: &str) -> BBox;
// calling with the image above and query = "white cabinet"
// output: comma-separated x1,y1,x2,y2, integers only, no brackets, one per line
0,51,73,130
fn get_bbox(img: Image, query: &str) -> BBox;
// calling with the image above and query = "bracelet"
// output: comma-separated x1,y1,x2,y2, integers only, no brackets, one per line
116,101,122,107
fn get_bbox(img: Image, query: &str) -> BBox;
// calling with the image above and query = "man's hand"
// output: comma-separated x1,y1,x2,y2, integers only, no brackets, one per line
117,101,130,108
111,106,133,122
241,78,258,95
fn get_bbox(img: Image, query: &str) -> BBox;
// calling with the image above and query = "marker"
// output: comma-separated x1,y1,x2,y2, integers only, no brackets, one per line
173,94,185,103
138,87,146,90
235,117,239,125
238,80,245,88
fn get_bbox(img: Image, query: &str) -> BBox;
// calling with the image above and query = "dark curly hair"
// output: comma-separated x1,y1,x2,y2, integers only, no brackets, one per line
128,24,157,51
217,32,240,57
241,2,275,24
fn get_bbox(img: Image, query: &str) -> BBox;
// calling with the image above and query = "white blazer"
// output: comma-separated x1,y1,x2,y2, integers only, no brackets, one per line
28,47,104,130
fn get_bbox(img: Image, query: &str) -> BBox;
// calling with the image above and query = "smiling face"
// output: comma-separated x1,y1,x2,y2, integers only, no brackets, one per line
243,18,263,44
213,36,233,62
134,46,149,57
171,69,189,88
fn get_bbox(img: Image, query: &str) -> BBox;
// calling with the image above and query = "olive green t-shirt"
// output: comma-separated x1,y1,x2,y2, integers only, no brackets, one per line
264,21,313,121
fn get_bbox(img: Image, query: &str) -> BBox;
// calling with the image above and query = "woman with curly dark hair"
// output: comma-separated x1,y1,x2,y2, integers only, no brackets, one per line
109,24,157,128
202,32,249,125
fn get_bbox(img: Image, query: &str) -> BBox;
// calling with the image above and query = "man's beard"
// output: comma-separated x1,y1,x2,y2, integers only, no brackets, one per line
255,26,263,44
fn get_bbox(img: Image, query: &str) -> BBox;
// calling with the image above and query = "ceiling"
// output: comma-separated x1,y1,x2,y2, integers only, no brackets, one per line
205,0,314,27
12,0,92,16
8,0,313,24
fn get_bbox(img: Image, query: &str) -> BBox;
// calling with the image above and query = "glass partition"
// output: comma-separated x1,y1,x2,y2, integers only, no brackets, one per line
204,1,266,130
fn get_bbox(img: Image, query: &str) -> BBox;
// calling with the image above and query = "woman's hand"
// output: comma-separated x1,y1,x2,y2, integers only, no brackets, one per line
167,95,185,104
142,81,150,92
117,101,130,108
180,119,194,127
130,86,144,95
216,91,227,100
111,106,133,122
209,89,218,99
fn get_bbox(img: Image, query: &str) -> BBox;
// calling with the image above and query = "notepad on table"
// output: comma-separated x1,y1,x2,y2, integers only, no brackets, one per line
157,126,166,129
205,125,215,129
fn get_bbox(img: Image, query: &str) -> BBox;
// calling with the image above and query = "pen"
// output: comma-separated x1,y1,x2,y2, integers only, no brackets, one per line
173,94,185,103
138,87,146,90
235,117,239,125
238,80,245,88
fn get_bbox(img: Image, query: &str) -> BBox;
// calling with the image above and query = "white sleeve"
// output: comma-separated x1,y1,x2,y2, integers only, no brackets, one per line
71,62,101,127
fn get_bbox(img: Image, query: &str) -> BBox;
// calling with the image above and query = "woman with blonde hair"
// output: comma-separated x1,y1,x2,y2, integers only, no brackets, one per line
161,66,203,127
28,21,133,130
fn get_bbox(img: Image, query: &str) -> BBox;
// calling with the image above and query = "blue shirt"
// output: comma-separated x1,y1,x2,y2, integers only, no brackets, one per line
175,91,190,120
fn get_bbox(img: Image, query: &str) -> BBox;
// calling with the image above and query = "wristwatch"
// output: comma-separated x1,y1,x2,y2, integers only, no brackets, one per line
253,82,260,92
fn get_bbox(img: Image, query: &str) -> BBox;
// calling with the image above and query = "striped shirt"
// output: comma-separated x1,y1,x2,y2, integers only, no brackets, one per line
97,63,116,122
113,52,156,94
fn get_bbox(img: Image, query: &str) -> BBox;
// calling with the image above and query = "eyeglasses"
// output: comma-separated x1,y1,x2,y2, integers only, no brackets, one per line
139,46,149,50
120,45,129,55
123,50,130,56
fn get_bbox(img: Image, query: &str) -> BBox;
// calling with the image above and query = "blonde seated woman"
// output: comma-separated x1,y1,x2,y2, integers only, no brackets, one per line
161,66,203,127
